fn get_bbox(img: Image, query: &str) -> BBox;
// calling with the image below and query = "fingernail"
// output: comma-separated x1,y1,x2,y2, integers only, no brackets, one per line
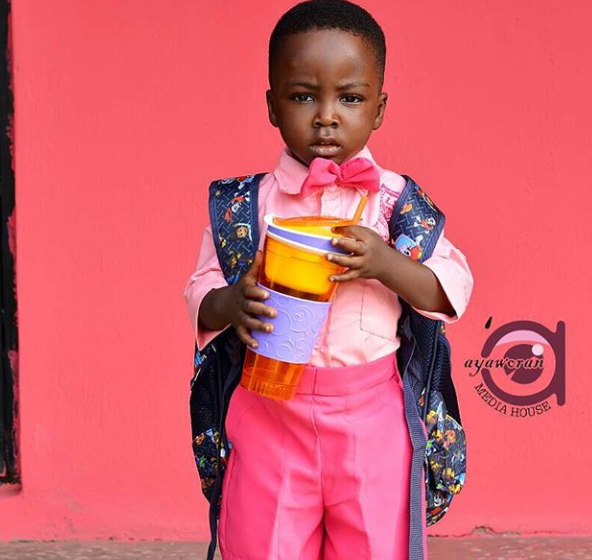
265,324,273,332
252,342,258,348
331,238,338,245
263,291,269,299
329,276,336,282
327,255,333,261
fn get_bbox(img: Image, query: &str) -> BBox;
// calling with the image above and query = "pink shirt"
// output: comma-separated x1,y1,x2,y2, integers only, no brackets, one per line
184,145,474,367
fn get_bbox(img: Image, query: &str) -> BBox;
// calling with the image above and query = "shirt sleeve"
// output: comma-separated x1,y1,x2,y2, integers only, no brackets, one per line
410,227,474,324
183,224,232,350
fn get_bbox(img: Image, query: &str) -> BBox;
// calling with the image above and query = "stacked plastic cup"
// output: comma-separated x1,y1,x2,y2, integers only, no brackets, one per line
240,214,352,400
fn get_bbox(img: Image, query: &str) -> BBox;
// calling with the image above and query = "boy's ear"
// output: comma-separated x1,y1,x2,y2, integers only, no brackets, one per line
266,89,279,128
372,91,388,130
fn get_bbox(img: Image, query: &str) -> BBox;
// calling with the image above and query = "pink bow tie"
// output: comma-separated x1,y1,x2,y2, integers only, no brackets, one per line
300,157,380,198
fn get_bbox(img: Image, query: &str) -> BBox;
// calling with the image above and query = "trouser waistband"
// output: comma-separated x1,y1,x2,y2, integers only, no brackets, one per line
296,351,399,396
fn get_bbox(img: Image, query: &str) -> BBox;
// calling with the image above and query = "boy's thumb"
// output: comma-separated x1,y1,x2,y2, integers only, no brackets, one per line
247,250,264,276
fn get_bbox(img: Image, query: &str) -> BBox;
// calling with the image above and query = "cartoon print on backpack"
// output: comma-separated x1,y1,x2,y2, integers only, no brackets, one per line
224,196,246,223
420,384,467,525
212,175,260,283
414,215,436,232
218,174,257,186
233,223,252,241
393,233,424,261
217,176,254,224
227,249,250,276
192,428,221,497
443,429,457,450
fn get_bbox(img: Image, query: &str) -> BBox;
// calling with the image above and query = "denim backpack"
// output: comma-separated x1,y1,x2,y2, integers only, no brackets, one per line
189,172,466,560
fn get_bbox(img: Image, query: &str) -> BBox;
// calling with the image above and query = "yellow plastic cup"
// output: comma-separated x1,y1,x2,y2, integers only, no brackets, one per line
273,215,354,236
240,214,351,400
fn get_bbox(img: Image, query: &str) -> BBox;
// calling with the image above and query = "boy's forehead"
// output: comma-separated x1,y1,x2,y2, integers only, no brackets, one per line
271,29,380,86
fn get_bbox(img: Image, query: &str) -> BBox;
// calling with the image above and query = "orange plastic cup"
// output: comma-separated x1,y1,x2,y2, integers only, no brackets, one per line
240,215,351,400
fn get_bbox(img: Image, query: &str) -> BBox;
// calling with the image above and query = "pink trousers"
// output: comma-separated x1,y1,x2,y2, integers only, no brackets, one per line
219,351,420,560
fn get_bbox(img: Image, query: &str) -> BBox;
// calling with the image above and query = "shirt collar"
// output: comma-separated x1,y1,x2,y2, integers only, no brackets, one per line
273,144,380,195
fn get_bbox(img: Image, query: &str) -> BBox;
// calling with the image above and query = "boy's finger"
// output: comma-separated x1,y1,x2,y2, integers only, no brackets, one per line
243,284,270,301
330,235,365,255
326,253,364,269
329,269,361,282
243,299,277,318
236,325,259,348
242,314,274,334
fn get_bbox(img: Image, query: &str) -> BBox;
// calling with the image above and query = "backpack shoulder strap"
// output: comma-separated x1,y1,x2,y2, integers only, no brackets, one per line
208,172,268,285
388,175,445,263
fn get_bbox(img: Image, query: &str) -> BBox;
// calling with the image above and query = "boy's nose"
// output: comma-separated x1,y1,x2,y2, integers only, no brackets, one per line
313,102,339,128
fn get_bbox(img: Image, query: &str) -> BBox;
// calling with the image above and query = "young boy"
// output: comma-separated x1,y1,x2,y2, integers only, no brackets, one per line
184,1,474,558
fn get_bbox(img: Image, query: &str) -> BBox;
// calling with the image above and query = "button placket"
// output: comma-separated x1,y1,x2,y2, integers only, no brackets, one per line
320,186,341,217
318,186,340,364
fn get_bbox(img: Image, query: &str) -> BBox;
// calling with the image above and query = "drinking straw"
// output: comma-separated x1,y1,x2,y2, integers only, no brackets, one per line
351,194,368,225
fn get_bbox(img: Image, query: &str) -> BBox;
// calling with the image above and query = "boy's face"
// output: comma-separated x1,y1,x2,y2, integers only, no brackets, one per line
266,28,387,167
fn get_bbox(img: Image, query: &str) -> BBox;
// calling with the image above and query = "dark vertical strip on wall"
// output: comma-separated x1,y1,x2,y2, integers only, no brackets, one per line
0,0,18,485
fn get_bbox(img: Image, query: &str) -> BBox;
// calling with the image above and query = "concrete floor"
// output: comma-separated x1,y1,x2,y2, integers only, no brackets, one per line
1,538,592,560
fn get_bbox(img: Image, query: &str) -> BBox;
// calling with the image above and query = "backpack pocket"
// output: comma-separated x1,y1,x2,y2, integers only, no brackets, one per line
419,385,467,526
189,346,227,505
191,426,224,503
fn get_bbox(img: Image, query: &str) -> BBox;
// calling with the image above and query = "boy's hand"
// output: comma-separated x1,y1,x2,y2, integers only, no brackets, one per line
228,250,277,348
326,225,390,282
326,225,457,317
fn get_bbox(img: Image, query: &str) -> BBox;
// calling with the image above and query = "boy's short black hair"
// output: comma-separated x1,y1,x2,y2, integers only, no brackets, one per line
269,0,386,88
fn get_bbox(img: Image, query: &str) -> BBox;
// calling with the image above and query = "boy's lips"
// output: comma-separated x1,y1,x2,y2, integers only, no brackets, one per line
310,142,342,157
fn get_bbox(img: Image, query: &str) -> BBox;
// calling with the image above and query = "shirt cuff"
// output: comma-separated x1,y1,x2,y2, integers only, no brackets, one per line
184,274,232,352
411,253,474,324
194,289,232,351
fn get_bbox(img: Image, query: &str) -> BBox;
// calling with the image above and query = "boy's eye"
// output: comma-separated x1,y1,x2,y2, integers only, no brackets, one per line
341,95,363,104
292,93,314,103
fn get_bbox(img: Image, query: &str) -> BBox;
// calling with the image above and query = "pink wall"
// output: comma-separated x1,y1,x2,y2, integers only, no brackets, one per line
2,0,591,542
